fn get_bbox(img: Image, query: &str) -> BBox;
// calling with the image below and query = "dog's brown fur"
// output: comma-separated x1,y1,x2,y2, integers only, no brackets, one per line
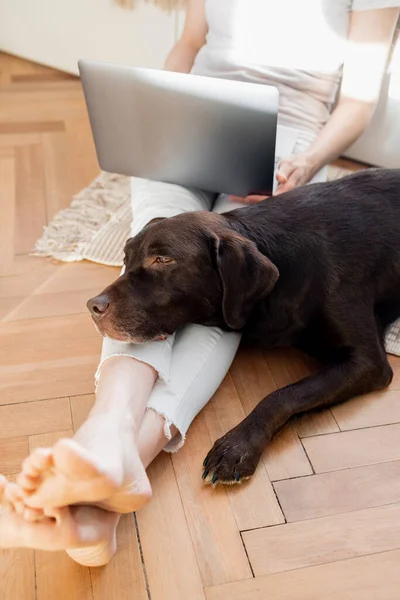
88,169,400,484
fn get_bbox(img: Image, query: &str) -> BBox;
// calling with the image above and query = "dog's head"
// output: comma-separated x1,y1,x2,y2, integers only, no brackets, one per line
87,212,279,342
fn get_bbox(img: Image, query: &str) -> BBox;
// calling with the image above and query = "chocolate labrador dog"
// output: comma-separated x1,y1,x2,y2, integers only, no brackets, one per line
87,168,400,485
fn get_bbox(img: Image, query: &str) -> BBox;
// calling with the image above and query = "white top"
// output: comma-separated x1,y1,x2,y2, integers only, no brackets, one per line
192,0,399,146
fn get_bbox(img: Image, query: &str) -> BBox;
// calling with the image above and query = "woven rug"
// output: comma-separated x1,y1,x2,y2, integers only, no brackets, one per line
33,172,131,267
32,171,400,356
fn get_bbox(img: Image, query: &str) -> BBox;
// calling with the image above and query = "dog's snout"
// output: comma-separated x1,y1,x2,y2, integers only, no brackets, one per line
87,294,110,317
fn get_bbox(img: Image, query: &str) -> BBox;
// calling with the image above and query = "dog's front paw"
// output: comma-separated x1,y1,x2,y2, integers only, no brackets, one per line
202,425,266,485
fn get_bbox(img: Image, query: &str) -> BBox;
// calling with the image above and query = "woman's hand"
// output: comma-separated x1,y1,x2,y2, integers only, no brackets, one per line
229,152,315,204
274,152,315,195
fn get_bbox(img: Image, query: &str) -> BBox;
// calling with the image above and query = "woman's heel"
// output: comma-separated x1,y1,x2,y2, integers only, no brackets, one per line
65,506,119,567
66,530,117,567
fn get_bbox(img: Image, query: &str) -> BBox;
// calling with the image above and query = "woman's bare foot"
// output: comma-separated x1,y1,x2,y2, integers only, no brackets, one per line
0,475,117,563
17,357,156,515
17,414,152,514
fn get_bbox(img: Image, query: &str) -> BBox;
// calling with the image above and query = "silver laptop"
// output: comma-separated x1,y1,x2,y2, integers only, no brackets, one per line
79,60,279,197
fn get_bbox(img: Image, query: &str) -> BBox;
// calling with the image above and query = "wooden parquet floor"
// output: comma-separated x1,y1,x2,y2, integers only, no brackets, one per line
1,51,400,600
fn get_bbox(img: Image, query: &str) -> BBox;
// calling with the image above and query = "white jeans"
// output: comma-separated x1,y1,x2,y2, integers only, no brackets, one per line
97,179,243,451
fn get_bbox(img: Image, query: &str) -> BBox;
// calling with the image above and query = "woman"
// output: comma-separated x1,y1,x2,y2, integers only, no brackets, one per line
0,0,398,565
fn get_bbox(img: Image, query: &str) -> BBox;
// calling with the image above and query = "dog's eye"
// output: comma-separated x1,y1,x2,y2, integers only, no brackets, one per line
154,256,173,264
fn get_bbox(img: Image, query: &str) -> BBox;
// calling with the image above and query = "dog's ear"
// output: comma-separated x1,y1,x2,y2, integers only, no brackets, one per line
123,217,167,256
144,217,166,229
215,232,279,329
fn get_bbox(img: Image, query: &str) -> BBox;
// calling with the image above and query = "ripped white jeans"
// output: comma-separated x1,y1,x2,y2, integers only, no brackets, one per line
97,179,243,451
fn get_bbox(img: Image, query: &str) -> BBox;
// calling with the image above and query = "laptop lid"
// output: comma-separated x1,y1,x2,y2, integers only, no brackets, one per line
79,60,279,197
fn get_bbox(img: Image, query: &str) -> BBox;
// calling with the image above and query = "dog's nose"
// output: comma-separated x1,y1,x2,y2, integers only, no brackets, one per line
87,294,110,317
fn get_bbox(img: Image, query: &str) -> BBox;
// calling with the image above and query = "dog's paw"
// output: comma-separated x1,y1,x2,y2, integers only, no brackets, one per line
202,426,265,486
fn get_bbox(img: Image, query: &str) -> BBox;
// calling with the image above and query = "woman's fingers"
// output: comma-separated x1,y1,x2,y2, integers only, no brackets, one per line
276,159,295,184
229,194,269,204
245,194,269,204
276,171,288,185
275,168,303,194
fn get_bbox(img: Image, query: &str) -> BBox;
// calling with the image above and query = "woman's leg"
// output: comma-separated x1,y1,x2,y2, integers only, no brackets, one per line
16,180,216,514
65,194,243,569
67,323,241,567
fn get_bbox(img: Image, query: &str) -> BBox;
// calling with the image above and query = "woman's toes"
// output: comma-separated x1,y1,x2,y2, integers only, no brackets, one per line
5,483,25,515
44,506,64,526
17,472,40,493
0,476,12,513
22,448,53,477
0,475,7,496
23,507,45,523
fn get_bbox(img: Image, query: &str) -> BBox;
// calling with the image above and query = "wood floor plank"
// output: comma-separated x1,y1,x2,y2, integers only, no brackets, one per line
0,313,100,404
136,452,205,600
205,549,400,600
15,143,47,255
0,354,99,405
0,436,29,474
35,551,93,600
0,121,65,134
294,409,340,437
70,394,95,432
204,374,284,530
172,411,252,586
0,549,35,600
0,319,98,369
263,347,315,387
0,296,22,322
243,503,400,576
0,256,59,300
0,398,71,438
34,262,119,295
90,515,148,600
41,131,71,220
332,389,400,431
0,86,87,123
0,133,41,148
64,117,99,194
230,348,312,480
274,460,400,522
303,423,400,473
388,355,400,389
229,346,277,414
264,425,312,481
11,73,76,84
0,313,97,358
4,287,107,321
29,430,73,452
4,262,118,321
0,152,16,276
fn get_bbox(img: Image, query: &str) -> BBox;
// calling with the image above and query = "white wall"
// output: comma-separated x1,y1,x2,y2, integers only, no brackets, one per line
1,1,398,167
344,30,400,168
0,0,183,73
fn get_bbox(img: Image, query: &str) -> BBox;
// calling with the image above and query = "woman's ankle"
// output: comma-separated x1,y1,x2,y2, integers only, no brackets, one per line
98,356,157,384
